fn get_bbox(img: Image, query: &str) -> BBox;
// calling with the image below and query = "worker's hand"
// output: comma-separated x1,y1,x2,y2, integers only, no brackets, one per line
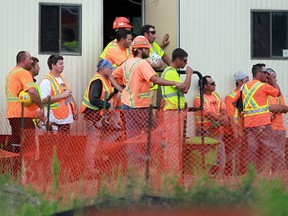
176,82,185,92
186,66,193,76
36,108,44,119
148,59,163,69
161,33,170,48
73,111,79,120
62,90,72,98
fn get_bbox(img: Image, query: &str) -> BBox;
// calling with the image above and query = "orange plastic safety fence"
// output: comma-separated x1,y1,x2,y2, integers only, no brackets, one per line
1,108,288,199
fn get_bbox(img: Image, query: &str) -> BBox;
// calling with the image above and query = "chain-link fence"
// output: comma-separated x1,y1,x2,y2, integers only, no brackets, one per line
1,105,288,198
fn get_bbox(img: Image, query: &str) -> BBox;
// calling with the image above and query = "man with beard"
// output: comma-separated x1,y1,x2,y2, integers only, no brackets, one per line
109,36,184,170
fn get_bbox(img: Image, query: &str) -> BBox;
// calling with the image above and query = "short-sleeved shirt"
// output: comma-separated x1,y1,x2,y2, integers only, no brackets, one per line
6,66,37,118
233,80,279,128
150,42,164,57
225,90,238,118
40,77,73,124
104,43,133,68
112,57,157,108
99,39,117,59
269,94,286,131
161,66,186,110
194,92,226,116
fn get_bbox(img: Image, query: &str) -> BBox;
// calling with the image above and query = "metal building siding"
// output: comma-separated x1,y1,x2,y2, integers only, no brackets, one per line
0,0,102,108
0,0,102,134
179,0,288,107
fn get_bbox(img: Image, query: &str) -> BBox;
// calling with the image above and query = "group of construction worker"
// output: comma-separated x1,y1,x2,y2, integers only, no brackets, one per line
193,65,288,176
4,16,288,176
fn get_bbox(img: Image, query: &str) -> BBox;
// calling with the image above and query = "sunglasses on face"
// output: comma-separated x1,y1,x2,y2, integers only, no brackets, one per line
259,70,268,74
149,31,156,35
209,82,216,86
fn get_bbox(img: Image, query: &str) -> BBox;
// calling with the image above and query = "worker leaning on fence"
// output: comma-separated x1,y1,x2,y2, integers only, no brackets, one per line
223,71,249,176
109,36,184,140
40,55,78,133
5,51,44,153
194,75,229,175
233,63,286,173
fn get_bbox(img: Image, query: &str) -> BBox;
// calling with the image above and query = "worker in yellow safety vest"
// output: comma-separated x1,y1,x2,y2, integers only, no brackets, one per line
161,48,193,110
141,24,171,107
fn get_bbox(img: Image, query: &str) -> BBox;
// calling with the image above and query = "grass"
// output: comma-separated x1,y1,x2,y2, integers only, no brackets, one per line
1,152,288,215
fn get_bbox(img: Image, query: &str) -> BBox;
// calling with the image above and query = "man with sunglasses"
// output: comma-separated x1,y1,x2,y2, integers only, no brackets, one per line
194,75,229,175
223,71,249,175
233,63,285,174
141,25,172,107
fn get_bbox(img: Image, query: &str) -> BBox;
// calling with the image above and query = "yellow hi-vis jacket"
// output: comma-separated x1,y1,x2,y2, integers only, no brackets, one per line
80,73,114,112
161,66,186,110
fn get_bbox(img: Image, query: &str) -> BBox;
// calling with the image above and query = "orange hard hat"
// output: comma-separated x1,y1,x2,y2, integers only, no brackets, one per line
113,17,133,29
131,36,151,49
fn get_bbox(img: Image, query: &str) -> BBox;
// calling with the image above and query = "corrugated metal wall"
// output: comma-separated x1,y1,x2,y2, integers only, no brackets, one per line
179,0,288,107
0,0,102,133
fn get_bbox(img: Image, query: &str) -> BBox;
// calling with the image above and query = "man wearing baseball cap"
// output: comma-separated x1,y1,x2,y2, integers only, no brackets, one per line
223,71,249,175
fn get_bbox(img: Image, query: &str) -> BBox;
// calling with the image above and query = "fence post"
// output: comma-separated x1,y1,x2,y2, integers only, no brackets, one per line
144,105,153,194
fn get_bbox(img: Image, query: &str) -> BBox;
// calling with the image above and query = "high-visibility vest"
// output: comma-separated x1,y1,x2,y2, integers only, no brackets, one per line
99,39,117,59
161,66,185,110
226,91,238,123
6,67,37,118
80,73,114,112
242,82,269,116
195,92,221,128
42,73,72,120
123,58,144,108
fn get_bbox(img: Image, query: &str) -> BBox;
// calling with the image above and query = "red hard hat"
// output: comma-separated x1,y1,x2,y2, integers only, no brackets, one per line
131,36,151,49
113,17,133,29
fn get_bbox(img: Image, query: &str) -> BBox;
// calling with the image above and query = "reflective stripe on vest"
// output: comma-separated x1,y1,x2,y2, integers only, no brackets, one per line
81,74,114,111
123,58,143,108
43,73,70,119
242,82,269,116
227,91,238,123
195,92,221,125
161,67,185,109
6,68,26,102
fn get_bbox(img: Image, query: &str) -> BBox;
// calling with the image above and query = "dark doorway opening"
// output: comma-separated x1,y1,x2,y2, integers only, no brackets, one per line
103,0,142,48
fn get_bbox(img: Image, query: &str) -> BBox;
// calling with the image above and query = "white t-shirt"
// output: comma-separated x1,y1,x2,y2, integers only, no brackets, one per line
40,77,73,124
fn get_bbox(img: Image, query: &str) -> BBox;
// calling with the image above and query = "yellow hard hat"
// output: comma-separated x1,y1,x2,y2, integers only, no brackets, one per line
19,90,34,106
